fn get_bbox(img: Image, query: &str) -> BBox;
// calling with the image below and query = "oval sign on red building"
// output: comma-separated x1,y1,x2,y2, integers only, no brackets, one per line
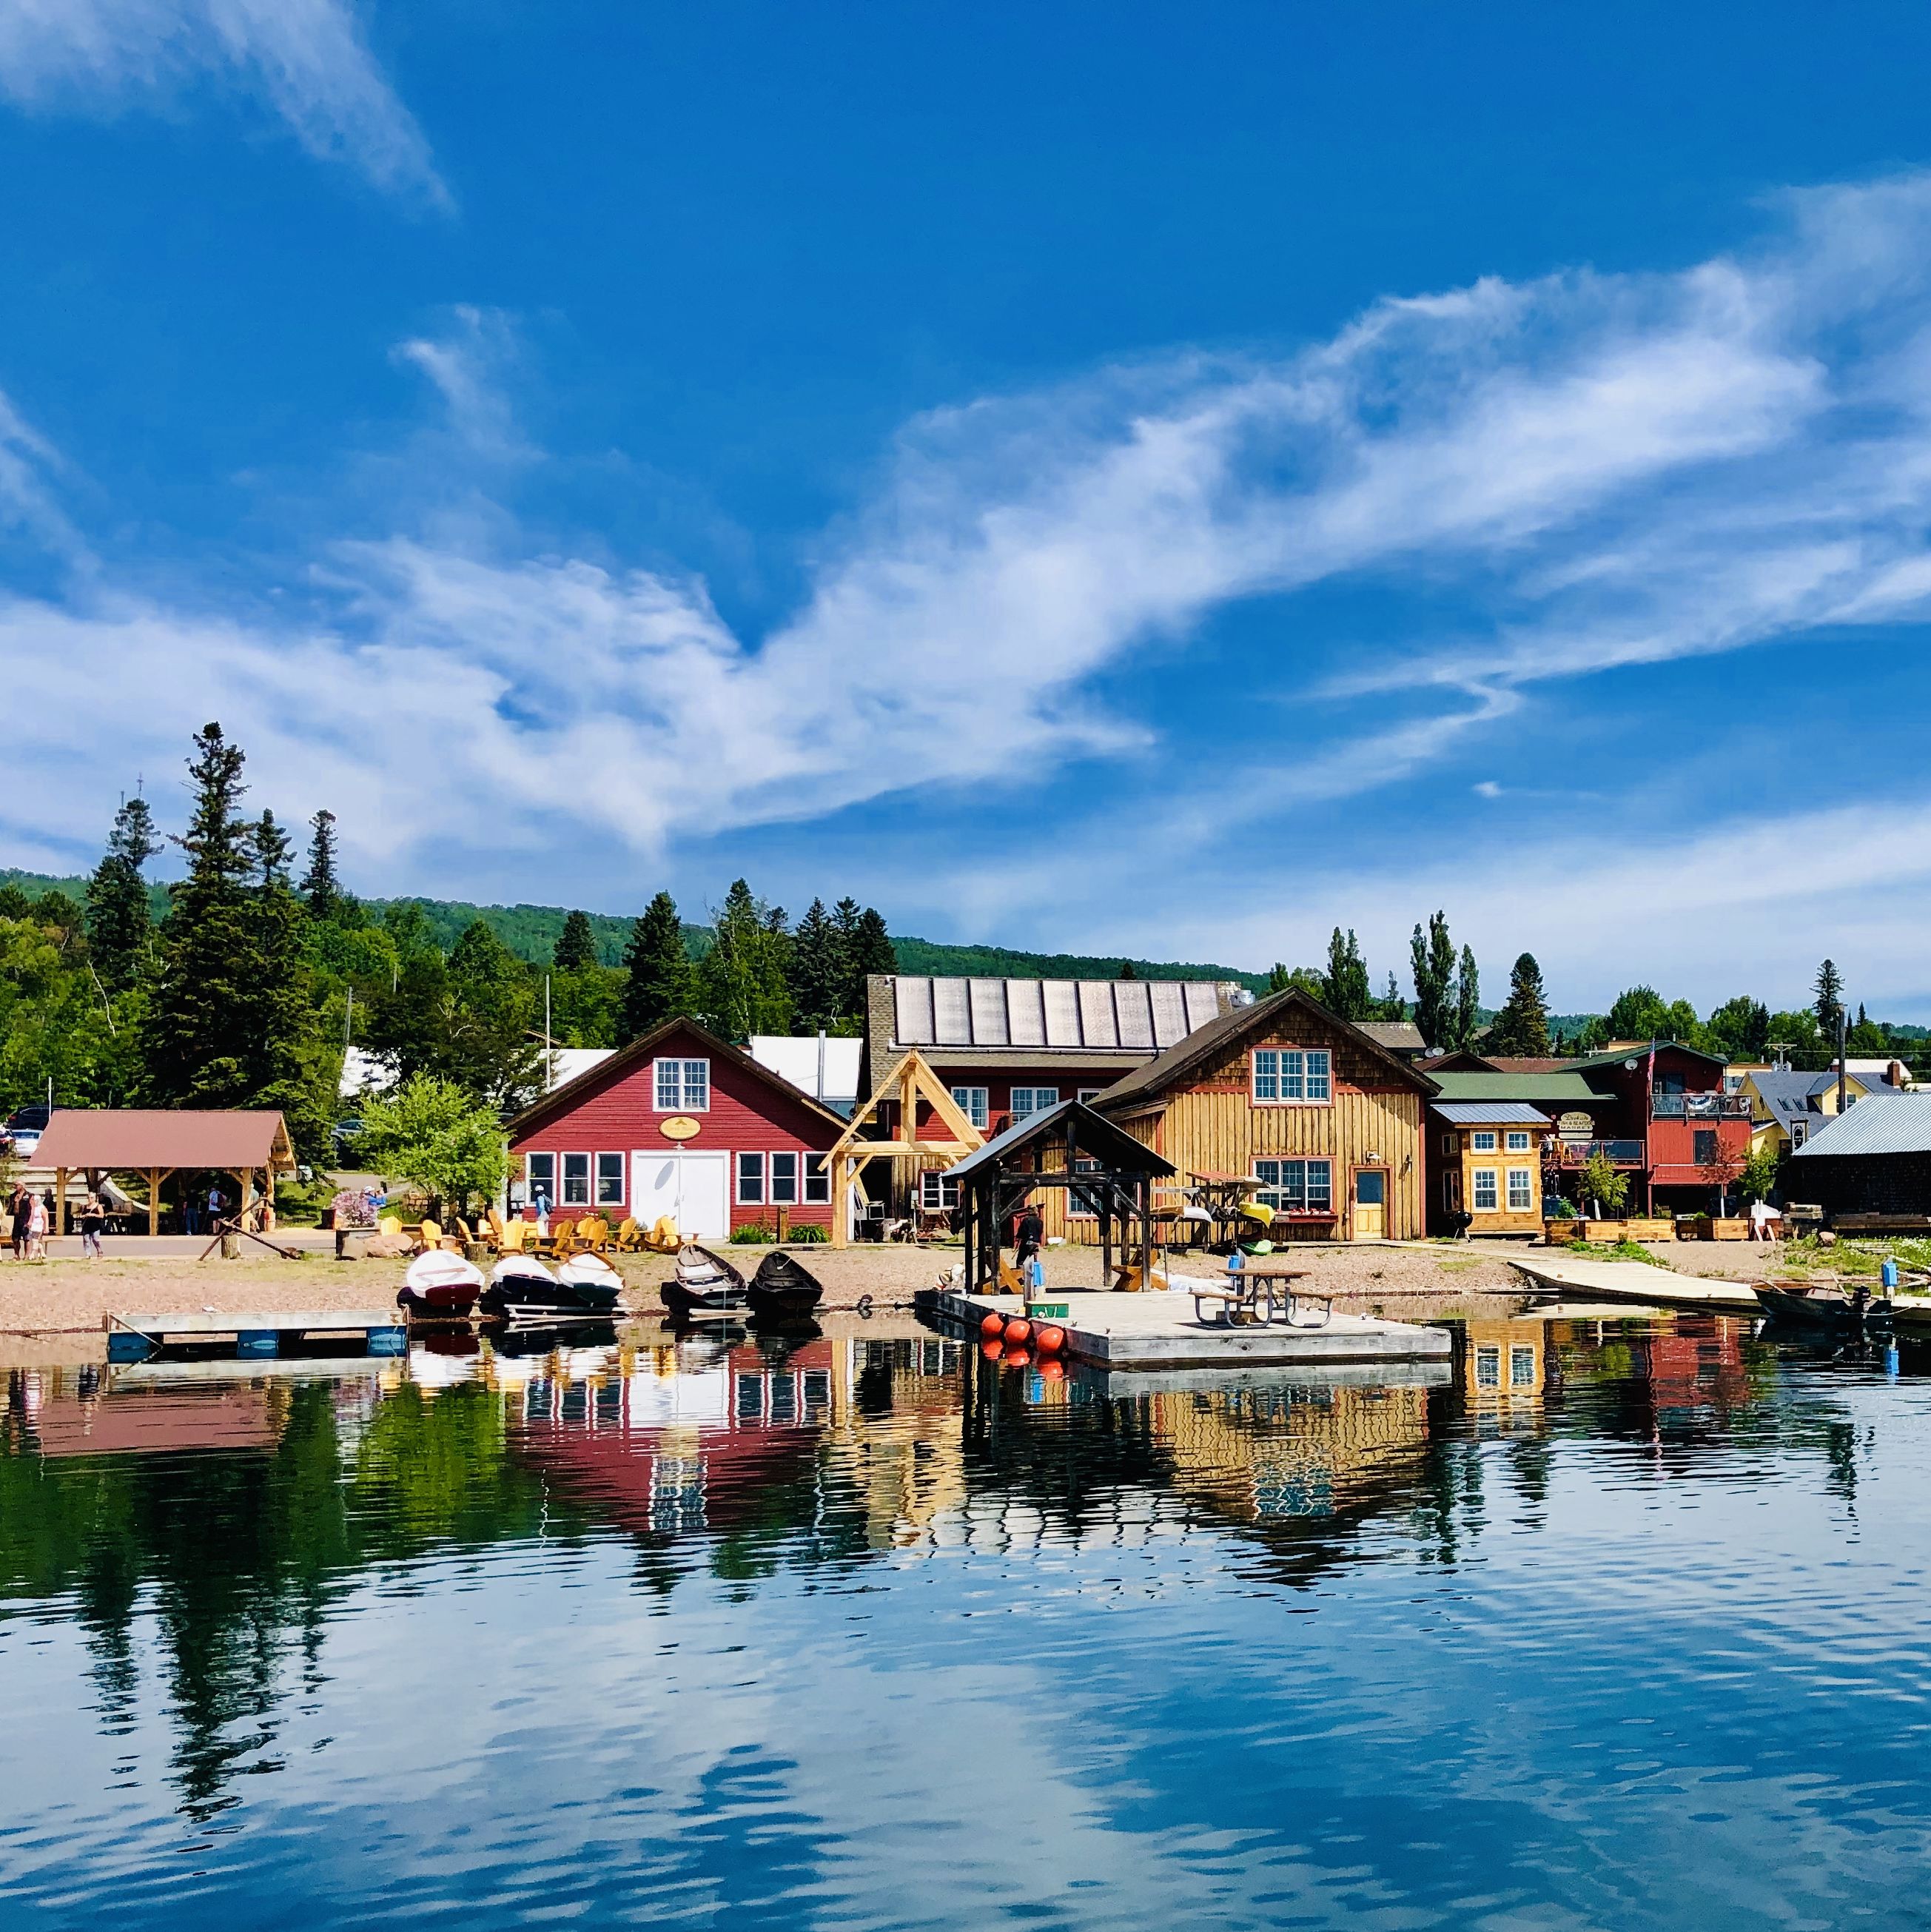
660,1116,702,1141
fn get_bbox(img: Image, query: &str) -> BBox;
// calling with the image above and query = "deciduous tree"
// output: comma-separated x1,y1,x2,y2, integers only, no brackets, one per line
1321,928,1372,1019
1411,913,1457,1050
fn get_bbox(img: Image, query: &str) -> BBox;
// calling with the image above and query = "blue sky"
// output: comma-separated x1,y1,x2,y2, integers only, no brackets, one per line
2,4,1930,1015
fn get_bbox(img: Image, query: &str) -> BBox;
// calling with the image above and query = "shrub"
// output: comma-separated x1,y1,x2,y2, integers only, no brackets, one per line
1547,1196,1577,1221
785,1224,828,1243
731,1222,774,1244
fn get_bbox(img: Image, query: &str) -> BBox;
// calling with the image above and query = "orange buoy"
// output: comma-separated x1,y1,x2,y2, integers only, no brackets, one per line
1035,1325,1067,1354
979,1312,1007,1338
1038,1357,1066,1382
980,1338,1005,1361
1004,1346,1032,1369
1004,1318,1032,1346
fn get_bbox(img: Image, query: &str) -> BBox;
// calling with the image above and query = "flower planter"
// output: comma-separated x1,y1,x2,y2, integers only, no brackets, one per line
1543,1219,1582,1245
1698,1216,1749,1241
1624,1217,1674,1241
1576,1219,1628,1242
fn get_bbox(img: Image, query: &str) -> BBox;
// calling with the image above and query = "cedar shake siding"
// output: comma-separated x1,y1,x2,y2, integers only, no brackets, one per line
507,1019,844,1238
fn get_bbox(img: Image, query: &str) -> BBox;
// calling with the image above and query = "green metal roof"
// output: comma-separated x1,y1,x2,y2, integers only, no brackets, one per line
1427,1071,1608,1104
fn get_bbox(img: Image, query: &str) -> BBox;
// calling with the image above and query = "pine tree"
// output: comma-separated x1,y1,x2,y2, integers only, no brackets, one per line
619,892,697,1041
1118,959,1138,980
248,811,333,1159
446,919,541,1107
85,794,162,992
301,809,343,921
1321,928,1372,1019
1453,945,1480,1051
1411,911,1457,1050
845,908,896,1016
1813,959,1845,1042
554,910,598,973
790,898,843,1030
1488,952,1551,1055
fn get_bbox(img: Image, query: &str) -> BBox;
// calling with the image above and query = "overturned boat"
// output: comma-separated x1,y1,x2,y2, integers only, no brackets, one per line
662,1243,747,1318
397,1250,485,1321
480,1252,622,1322
748,1249,825,1323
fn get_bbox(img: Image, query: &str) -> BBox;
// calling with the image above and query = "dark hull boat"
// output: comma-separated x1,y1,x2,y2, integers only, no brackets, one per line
749,1250,825,1323
662,1243,747,1318
397,1252,485,1322
1755,1284,1891,1335
480,1254,622,1322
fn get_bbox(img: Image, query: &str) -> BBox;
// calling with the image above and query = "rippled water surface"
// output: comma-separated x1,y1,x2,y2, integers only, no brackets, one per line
4,1311,1930,1931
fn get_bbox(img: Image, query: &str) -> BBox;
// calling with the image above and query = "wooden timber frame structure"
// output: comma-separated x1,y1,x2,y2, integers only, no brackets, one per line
826,1050,985,1247
948,1099,1176,1297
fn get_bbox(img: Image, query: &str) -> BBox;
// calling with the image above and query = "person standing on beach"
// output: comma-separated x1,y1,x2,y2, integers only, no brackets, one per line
79,1193,106,1260
24,1189,47,1260
7,1184,26,1261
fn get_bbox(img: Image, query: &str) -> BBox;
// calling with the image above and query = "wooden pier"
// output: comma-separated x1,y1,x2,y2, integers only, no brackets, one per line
106,1307,407,1364
1506,1253,1760,1312
918,1286,1451,1370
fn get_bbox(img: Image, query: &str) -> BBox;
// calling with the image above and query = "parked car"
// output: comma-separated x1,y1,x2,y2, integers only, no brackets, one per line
4,1104,49,1157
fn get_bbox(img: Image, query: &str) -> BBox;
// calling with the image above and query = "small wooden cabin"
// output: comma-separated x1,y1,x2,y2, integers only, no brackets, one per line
1428,1102,1551,1236
1093,987,1437,1241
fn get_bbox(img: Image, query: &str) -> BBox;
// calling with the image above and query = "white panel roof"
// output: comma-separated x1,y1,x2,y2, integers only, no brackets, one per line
890,976,1226,1053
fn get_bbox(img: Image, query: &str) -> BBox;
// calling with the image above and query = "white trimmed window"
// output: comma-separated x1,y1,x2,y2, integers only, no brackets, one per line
1476,1344,1501,1389
1471,1168,1499,1212
1506,1167,1534,1212
804,1154,830,1204
1442,1133,1456,1154
950,1085,990,1130
562,1153,591,1206
1077,1087,1104,1104
596,1153,625,1207
1505,1130,1531,1152
1254,1158,1333,1213
1511,1345,1536,1386
1472,1130,1497,1152
736,1153,765,1204
1069,1156,1102,1218
770,1153,799,1204
654,1058,709,1111
526,1153,555,1202
920,1170,961,1210
1011,1086,1059,1122
1253,1048,1331,1104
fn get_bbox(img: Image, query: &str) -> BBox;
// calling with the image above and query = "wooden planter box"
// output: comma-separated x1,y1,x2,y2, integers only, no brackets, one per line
1697,1216,1749,1241
1624,1217,1674,1241
1543,1219,1582,1244
1576,1219,1628,1241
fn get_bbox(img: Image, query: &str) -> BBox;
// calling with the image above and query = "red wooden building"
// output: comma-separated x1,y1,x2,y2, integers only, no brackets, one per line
506,1019,847,1240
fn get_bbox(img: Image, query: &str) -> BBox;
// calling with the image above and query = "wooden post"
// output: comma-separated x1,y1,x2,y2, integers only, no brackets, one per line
56,1167,67,1238
147,1169,160,1239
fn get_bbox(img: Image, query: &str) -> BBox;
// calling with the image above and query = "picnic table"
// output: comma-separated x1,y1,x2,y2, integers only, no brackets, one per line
1186,1261,1331,1329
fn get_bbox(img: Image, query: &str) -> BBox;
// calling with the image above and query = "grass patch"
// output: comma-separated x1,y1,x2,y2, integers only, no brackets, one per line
1434,1255,1483,1274
1569,1239,1671,1267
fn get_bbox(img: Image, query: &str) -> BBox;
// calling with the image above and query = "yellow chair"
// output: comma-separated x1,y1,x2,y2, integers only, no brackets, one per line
497,1217,528,1254
378,1214,402,1239
645,1215,679,1253
417,1218,442,1253
611,1217,644,1252
577,1214,610,1253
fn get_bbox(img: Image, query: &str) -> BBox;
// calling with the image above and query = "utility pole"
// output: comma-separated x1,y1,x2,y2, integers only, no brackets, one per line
544,974,554,1091
1837,1012,1848,1117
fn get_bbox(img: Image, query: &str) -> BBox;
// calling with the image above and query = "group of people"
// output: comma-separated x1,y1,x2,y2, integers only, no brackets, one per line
5,1184,109,1260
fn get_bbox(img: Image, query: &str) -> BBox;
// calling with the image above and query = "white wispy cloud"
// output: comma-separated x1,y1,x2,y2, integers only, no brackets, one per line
0,0,445,204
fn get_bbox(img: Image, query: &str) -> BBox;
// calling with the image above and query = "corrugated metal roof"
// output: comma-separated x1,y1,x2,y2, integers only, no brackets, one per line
944,1098,1175,1184
1427,1072,1608,1104
891,975,1224,1053
34,1110,294,1171
1790,1093,1931,1158
1430,1101,1554,1125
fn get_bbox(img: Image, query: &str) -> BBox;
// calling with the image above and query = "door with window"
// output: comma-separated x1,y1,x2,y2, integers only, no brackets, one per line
1352,1167,1388,1240
632,1150,729,1238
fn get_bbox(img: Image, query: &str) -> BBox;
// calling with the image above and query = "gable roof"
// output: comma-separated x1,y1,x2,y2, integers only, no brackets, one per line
946,1099,1175,1184
1430,1101,1556,1126
1790,1093,1931,1158
1427,1071,1608,1107
506,1016,848,1140
1355,1019,1427,1055
1565,1039,1729,1071
33,1109,295,1173
1092,986,1438,1116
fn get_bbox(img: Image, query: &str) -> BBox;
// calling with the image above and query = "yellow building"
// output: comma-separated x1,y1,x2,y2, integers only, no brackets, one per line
1739,1066,1892,1158
1427,1102,1551,1235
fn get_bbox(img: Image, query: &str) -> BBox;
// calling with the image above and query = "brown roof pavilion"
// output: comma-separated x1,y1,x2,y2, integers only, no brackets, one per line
34,1109,295,1175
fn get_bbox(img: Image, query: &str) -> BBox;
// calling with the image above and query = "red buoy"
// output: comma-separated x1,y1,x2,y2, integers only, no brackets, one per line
980,1312,1007,1338
1004,1318,1032,1346
1004,1346,1033,1369
1035,1325,1067,1354
1038,1357,1066,1382
980,1338,1005,1361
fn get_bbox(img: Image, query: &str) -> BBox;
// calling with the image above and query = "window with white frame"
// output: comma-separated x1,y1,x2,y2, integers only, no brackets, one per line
920,1170,961,1210
736,1153,765,1204
804,1154,830,1203
1511,1344,1536,1386
596,1153,625,1207
654,1057,709,1110
1010,1086,1058,1122
1442,1133,1456,1154
1506,1167,1534,1211
1472,1130,1497,1152
1069,1155,1103,1218
1476,1344,1501,1389
1076,1087,1104,1104
1471,1168,1498,1211
950,1085,990,1130
526,1153,555,1204
770,1153,799,1204
562,1153,591,1206
1252,1048,1331,1104
1253,1158,1333,1213
1505,1130,1531,1152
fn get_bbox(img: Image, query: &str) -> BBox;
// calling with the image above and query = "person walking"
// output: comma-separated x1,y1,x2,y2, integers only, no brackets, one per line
79,1193,106,1261
24,1188,47,1261
7,1184,26,1261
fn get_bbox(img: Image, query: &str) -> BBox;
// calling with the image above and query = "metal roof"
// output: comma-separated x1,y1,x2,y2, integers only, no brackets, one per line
1426,1071,1608,1104
1790,1093,1931,1159
33,1110,295,1173
1430,1101,1554,1125
890,975,1226,1054
945,1099,1175,1184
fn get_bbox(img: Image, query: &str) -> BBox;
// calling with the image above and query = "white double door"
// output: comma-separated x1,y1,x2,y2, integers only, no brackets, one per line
632,1150,729,1239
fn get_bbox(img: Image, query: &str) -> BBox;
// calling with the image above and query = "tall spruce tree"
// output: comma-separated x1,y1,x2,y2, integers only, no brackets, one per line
85,793,162,992
248,810,332,1157
699,880,791,1042
789,898,843,1030
1453,945,1481,1052
554,910,598,973
1813,959,1845,1042
446,919,542,1108
1411,911,1457,1050
619,892,697,1041
845,907,896,1016
1118,958,1138,980
1321,928,1373,1019
301,809,343,920
1488,952,1551,1055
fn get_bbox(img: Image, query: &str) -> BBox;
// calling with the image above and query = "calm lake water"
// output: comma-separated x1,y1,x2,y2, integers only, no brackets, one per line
2,1311,1929,1931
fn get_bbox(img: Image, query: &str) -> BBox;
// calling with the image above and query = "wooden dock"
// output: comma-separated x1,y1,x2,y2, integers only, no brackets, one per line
106,1308,407,1364
1506,1254,1760,1312
918,1287,1451,1370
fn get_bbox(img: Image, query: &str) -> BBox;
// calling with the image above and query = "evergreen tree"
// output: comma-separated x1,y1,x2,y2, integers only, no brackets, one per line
446,919,542,1107
1487,952,1551,1055
85,794,161,992
1813,959,1845,1042
699,880,791,1042
1118,959,1138,980
1411,911,1457,1050
247,811,334,1158
619,892,697,1041
848,907,896,1012
789,898,844,1030
554,910,598,973
1453,945,1480,1051
301,809,343,921
1321,928,1372,1019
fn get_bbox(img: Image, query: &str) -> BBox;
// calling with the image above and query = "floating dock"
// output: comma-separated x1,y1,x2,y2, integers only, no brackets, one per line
918,1287,1451,1370
106,1308,407,1364
1507,1254,1760,1312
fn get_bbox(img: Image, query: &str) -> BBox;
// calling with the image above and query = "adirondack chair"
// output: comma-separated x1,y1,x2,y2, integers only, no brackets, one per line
378,1214,403,1239
576,1214,611,1253
611,1217,645,1252
416,1218,443,1254
496,1215,528,1254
